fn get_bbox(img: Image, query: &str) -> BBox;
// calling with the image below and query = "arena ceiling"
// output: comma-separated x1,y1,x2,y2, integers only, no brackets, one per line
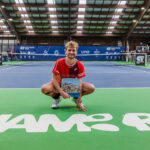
0,0,150,40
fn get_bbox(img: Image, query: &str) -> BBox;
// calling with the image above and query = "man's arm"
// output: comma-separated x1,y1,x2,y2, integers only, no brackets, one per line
52,73,70,99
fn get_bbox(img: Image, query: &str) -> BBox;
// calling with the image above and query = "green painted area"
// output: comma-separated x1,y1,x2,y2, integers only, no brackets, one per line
2,60,150,68
0,88,150,150
112,61,150,68
3,61,26,65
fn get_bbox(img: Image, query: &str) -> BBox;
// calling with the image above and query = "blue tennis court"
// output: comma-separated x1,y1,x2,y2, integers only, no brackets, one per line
0,61,150,88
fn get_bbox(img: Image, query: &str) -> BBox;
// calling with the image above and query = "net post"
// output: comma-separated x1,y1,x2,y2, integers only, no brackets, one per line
145,53,147,66
125,53,128,62
0,53,2,66
0,43,2,66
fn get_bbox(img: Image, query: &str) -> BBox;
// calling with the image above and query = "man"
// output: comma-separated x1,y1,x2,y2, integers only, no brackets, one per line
41,41,95,112
144,44,149,54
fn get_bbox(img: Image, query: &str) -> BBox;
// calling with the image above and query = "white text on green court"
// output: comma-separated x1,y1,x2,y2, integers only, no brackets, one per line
0,113,150,132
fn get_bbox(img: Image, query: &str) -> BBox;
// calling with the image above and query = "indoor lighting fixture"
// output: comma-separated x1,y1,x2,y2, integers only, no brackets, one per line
79,0,86,5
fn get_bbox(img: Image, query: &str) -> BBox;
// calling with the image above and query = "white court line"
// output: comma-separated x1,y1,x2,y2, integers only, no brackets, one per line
0,72,48,74
86,72,150,74
0,72,149,74
118,65,150,73
0,87,150,89
96,87,150,89
0,66,20,71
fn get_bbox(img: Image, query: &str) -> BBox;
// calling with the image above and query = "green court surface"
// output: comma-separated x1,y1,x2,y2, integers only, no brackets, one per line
112,61,150,68
2,61,26,65
0,88,150,150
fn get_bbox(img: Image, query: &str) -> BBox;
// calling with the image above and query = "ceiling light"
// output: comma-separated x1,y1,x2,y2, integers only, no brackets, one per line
1,26,7,28
106,31,112,34
53,31,58,33
112,15,120,19
51,26,58,29
77,26,83,29
77,31,82,33
47,0,55,4
78,8,85,12
110,21,117,24
50,14,57,18
79,0,86,5
78,15,84,18
77,21,84,24
115,8,123,12
141,7,145,10
15,0,23,4
108,27,115,29
29,31,34,33
51,20,57,24
49,8,56,11
24,20,31,23
8,18,13,21
118,1,127,5
26,26,33,29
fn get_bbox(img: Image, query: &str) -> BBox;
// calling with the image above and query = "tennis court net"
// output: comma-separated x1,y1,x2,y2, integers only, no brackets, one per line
0,52,148,67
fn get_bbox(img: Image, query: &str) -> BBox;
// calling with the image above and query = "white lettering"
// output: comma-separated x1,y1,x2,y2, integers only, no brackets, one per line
89,114,119,131
0,114,117,133
81,50,90,54
123,113,150,131
1,113,149,133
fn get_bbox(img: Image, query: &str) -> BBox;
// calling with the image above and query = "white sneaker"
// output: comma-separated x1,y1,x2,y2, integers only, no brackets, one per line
51,98,60,109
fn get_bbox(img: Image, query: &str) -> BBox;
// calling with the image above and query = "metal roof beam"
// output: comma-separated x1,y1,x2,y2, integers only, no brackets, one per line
68,0,71,40
17,28,127,32
0,2,19,39
8,10,138,16
1,3,139,9
125,0,150,39
131,34,150,37
20,32,123,37
12,17,129,22
11,22,130,27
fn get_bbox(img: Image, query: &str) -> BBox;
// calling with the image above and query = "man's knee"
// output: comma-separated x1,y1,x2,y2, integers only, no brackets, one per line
41,83,53,95
89,84,95,93
41,85,48,94
82,82,95,94
41,83,59,97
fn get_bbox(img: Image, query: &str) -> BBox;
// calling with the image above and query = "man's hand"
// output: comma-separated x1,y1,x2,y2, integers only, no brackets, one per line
77,103,87,112
60,90,70,99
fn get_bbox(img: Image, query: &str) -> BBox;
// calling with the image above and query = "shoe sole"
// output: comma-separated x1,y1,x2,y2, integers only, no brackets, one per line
51,107,59,109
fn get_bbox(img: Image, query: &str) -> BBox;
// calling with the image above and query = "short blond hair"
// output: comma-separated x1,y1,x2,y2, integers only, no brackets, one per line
65,41,79,50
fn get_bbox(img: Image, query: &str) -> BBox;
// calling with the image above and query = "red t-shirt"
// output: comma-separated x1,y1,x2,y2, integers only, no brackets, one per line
52,58,86,83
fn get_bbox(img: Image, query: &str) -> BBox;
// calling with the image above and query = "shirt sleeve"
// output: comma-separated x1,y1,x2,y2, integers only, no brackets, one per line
77,61,86,78
52,60,60,75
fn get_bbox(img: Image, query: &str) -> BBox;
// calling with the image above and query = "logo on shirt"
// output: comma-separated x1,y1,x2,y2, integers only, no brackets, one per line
74,68,77,71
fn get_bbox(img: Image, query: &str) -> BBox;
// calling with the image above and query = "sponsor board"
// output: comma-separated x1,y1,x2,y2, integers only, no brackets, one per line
135,53,147,66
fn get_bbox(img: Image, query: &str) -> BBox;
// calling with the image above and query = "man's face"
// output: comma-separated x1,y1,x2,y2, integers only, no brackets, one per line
66,47,77,59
